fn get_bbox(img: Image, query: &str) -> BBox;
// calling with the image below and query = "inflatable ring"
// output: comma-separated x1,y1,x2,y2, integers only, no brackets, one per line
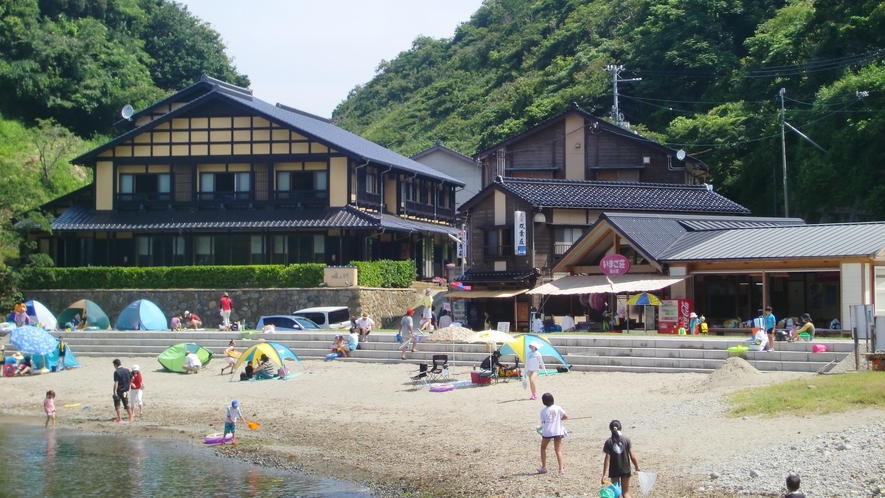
204,432,234,445
727,345,749,354
3,363,14,377
325,353,339,360
429,384,454,393
63,403,82,409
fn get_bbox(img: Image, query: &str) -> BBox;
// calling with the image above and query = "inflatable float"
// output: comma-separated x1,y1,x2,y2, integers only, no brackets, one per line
3,363,15,377
727,345,749,355
429,384,454,393
63,403,82,409
325,353,339,360
204,433,234,445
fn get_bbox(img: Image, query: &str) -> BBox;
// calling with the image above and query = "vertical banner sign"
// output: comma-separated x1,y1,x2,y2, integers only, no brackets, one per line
456,224,467,259
514,211,527,256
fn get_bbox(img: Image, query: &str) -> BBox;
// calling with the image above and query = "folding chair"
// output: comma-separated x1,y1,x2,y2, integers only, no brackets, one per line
411,362,429,389
427,354,449,382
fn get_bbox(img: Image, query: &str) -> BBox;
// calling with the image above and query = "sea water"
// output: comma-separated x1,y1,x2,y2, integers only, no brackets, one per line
0,424,371,497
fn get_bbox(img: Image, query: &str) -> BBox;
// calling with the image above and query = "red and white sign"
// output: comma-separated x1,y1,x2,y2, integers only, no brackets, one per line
599,254,630,276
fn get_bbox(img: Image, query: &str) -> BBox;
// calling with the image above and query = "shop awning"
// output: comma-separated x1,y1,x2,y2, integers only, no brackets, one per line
447,289,529,299
526,274,687,296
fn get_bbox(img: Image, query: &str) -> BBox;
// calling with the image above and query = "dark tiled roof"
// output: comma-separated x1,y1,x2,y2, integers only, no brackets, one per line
659,222,885,261
51,204,378,231
376,213,458,236
494,178,750,214
77,83,463,186
456,268,540,283
410,140,477,164
602,213,804,261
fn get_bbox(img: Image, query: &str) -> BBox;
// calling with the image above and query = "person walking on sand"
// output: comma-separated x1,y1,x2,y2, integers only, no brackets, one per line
220,292,232,331
221,339,238,375
400,308,415,360
602,420,641,498
526,341,547,400
537,392,568,475
44,390,56,428
222,400,245,446
112,359,134,423
130,364,144,417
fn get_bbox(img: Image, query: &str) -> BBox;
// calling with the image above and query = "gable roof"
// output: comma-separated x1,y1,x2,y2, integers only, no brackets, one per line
411,140,478,165
658,221,885,261
474,104,708,173
77,81,463,186
111,74,234,128
459,178,750,215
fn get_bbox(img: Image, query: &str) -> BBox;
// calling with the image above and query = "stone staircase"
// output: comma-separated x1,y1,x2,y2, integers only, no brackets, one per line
22,330,853,374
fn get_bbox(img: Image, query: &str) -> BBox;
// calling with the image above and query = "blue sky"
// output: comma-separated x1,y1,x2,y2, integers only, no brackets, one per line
180,1,484,118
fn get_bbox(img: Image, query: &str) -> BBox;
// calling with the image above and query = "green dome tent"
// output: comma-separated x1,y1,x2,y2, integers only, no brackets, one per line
56,299,111,330
157,343,213,373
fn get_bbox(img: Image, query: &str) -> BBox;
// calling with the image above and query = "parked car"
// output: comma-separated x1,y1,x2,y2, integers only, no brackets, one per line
292,306,351,330
255,315,322,331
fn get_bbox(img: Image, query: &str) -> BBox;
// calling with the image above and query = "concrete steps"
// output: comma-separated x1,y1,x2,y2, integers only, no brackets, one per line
23,330,852,374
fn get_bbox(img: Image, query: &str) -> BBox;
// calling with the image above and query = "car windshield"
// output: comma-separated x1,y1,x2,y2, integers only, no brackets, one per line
293,316,321,329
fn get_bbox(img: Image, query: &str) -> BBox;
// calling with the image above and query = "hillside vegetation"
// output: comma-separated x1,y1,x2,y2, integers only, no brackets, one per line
333,0,885,221
0,0,247,303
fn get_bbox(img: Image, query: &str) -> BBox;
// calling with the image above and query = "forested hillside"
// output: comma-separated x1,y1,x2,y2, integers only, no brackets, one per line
333,0,885,221
0,0,247,300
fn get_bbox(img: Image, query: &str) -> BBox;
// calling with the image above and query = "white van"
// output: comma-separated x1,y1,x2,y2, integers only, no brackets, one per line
292,306,351,330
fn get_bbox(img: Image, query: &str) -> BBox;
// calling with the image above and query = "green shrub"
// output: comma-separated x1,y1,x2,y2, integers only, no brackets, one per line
20,264,326,290
352,259,416,288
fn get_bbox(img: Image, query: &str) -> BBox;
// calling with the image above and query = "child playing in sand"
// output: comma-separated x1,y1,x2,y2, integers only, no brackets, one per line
44,390,56,428
602,420,641,498
784,473,806,498
130,364,144,416
537,392,568,475
222,400,245,446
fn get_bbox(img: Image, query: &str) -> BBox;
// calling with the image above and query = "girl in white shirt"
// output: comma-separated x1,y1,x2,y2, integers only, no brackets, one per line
525,341,547,400
537,392,568,475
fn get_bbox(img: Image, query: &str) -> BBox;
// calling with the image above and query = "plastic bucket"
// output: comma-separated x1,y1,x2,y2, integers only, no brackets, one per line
599,482,621,498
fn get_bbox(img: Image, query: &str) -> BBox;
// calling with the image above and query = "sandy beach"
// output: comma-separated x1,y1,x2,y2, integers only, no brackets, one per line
1,355,883,497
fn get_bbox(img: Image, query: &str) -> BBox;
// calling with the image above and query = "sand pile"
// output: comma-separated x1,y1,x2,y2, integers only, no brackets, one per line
694,356,764,392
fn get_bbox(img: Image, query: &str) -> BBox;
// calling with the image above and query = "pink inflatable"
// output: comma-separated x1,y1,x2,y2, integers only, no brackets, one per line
812,344,828,353
204,432,234,444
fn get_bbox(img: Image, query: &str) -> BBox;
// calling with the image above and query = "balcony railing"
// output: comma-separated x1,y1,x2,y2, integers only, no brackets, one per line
197,191,253,204
272,190,328,208
402,200,455,221
554,242,574,256
357,191,382,209
116,192,173,209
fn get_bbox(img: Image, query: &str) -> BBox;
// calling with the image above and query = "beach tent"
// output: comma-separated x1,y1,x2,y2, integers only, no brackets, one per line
157,343,214,372
229,342,305,382
7,300,57,330
115,299,167,330
33,344,81,371
56,299,111,330
499,334,570,372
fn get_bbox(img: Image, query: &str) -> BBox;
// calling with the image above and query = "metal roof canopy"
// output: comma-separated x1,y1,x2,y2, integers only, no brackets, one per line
447,289,528,299
527,274,687,296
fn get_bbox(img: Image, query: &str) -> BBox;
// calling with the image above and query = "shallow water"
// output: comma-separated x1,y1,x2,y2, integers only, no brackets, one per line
0,424,370,497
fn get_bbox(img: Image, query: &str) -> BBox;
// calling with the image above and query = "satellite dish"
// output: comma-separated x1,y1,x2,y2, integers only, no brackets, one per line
676,149,686,161
121,105,134,120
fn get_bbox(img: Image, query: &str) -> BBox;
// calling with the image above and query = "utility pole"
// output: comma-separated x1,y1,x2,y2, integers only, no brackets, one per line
779,88,788,217
604,65,641,128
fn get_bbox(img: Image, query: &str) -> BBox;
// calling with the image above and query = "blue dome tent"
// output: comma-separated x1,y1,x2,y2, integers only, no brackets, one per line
115,299,167,331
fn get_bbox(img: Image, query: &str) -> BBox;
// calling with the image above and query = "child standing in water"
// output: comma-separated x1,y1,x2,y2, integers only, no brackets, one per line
537,392,568,475
602,420,641,498
44,390,56,428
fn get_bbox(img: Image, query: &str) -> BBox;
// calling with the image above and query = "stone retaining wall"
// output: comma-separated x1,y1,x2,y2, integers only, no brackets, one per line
26,287,420,329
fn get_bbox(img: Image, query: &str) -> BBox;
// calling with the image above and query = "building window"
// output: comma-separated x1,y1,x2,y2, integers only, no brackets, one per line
271,234,325,264
136,235,185,266
366,169,378,194
119,173,171,201
275,170,328,206
199,172,251,201
554,228,584,256
195,236,212,265
596,170,639,182
484,228,513,257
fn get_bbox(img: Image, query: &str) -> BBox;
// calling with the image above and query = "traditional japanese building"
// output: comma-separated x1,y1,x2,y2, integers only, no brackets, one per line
35,76,463,278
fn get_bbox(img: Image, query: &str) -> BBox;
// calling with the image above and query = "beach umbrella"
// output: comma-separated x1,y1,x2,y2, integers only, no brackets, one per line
424,325,474,373
467,329,517,345
10,325,59,355
625,293,661,332
625,293,661,306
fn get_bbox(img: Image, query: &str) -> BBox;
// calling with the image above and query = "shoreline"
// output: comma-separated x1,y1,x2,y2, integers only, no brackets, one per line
2,356,883,497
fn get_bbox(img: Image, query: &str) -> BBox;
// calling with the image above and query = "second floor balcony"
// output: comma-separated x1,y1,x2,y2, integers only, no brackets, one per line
402,200,455,221
273,189,329,208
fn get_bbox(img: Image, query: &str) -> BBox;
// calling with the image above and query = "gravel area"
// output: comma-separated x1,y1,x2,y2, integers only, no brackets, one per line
1,353,883,497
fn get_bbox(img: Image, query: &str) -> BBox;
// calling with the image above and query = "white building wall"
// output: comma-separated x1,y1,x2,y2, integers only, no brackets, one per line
411,149,482,208
841,262,868,326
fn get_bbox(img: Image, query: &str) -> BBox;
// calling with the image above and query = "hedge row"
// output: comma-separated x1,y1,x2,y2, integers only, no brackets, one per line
20,260,417,290
353,259,417,288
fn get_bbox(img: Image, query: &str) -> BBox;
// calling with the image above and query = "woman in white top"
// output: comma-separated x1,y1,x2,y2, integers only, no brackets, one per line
438,310,453,329
355,312,375,342
525,341,547,400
